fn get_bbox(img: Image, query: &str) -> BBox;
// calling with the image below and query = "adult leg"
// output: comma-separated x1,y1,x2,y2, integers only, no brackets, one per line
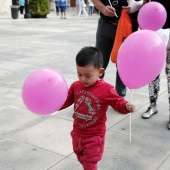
23,6,25,14
142,75,160,119
142,26,163,118
82,7,88,16
78,6,82,16
92,6,94,15
20,6,24,14
77,6,79,15
166,29,170,130
115,19,139,97
90,6,93,15
60,7,64,19
96,18,116,78
61,12,63,19
56,6,59,15
166,51,170,129
168,114,170,129
63,6,66,19
64,12,66,19
89,7,91,15
115,70,126,97
96,18,126,96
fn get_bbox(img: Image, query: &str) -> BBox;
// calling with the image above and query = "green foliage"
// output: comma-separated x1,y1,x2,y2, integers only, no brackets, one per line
29,0,50,16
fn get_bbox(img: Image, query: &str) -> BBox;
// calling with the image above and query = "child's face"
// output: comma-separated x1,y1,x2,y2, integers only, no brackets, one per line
77,64,104,87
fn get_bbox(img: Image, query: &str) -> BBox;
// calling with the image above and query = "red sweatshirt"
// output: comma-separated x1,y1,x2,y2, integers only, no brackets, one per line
60,79,129,137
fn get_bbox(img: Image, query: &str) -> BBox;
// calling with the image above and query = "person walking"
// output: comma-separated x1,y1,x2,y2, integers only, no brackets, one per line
91,0,143,97
141,0,170,130
55,0,60,15
58,0,67,19
19,0,25,14
74,0,80,16
78,0,88,17
88,0,94,16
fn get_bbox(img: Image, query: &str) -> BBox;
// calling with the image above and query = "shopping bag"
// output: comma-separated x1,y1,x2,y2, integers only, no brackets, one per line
111,9,132,63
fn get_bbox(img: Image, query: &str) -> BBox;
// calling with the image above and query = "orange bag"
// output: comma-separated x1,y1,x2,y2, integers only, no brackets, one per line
111,9,132,63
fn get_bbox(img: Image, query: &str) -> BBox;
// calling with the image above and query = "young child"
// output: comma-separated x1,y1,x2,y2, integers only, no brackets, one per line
60,46,135,170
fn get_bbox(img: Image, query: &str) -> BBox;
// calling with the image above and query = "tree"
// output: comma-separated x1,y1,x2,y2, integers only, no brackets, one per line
29,0,50,18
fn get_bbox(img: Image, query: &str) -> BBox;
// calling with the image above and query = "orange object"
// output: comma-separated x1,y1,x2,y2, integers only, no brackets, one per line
111,9,132,63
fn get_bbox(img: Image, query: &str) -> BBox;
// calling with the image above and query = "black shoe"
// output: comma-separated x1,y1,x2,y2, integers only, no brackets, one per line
167,121,170,130
142,106,158,119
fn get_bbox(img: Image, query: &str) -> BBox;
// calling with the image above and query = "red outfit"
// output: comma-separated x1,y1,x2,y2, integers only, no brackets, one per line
60,79,129,170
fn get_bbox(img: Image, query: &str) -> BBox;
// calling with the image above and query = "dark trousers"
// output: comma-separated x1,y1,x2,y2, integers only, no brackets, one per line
96,17,138,97
19,6,24,14
96,17,126,96
56,6,59,14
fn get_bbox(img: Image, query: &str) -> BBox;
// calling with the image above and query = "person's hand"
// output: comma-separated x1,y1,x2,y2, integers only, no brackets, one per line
122,0,131,13
103,5,117,17
122,0,143,13
122,6,131,13
122,1,131,13
125,102,136,112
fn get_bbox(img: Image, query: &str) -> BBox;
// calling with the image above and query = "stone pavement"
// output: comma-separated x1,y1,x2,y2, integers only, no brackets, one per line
0,9,170,170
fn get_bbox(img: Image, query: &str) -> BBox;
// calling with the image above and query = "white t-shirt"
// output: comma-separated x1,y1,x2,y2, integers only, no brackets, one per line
88,0,94,7
78,0,85,7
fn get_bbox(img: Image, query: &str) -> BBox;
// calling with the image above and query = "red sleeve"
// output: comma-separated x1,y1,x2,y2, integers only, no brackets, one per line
104,85,129,114
59,83,74,110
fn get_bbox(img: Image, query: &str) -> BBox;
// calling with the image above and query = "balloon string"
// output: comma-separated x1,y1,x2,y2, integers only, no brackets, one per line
130,89,132,143
108,0,118,17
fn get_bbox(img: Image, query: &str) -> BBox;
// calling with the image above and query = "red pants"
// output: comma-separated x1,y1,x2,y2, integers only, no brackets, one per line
71,131,105,170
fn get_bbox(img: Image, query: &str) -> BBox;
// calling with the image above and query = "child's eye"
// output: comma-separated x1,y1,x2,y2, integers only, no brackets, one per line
86,76,91,78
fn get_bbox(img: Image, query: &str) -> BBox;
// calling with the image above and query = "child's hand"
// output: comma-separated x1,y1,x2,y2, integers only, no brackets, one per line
125,102,135,112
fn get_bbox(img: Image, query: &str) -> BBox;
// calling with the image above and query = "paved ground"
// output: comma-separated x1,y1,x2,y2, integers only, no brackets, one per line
0,8,170,170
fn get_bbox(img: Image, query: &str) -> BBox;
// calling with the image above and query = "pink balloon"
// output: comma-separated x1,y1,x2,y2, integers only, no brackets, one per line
117,30,166,89
22,69,68,115
138,2,167,31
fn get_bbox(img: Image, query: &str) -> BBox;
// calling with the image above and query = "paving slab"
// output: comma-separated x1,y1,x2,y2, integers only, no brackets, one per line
49,157,82,170
11,116,73,156
158,155,170,170
0,138,64,170
98,131,170,170
0,106,43,139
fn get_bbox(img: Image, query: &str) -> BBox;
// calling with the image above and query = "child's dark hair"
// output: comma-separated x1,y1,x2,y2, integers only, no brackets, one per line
76,46,103,69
